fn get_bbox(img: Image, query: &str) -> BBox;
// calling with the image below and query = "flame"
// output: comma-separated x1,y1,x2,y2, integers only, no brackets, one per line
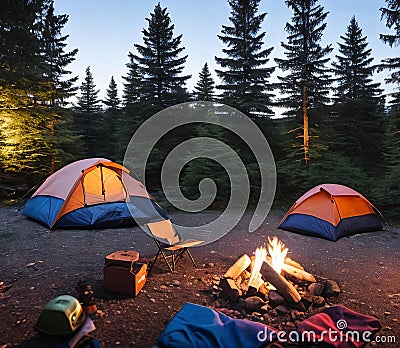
247,236,289,290
267,236,288,275
248,246,267,289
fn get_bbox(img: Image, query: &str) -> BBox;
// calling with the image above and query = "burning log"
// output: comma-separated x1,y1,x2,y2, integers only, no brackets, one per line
219,278,242,302
257,282,269,297
248,274,264,293
215,236,340,325
240,270,251,281
224,254,251,279
247,247,267,292
284,257,304,270
262,255,312,282
260,261,302,303
281,264,316,283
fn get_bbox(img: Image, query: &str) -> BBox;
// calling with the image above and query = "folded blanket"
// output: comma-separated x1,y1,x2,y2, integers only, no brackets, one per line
157,303,277,348
295,305,381,347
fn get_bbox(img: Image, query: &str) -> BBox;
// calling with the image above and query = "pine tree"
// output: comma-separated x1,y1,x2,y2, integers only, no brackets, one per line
122,58,143,112
376,0,400,219
379,0,400,106
76,66,102,114
40,1,78,105
101,76,122,158
193,63,215,101
332,16,384,171
333,17,383,103
380,0,400,48
74,66,103,156
112,59,145,161
275,0,333,164
215,0,275,118
103,76,120,111
0,0,78,181
379,0,400,161
39,1,80,173
131,3,191,111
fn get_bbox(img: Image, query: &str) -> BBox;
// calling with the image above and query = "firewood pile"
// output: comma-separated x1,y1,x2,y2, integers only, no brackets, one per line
213,237,341,330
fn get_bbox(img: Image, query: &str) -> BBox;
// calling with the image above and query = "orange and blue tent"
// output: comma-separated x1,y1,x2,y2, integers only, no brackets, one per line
278,184,383,241
21,158,167,229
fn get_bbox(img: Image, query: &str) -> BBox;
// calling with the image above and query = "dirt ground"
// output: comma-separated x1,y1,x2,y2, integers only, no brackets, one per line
0,207,399,348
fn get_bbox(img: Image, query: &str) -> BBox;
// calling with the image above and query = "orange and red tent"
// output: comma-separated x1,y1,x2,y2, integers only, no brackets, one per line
21,158,167,229
278,184,383,241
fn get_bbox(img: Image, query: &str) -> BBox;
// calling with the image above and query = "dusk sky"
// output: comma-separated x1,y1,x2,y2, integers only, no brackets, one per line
54,0,395,104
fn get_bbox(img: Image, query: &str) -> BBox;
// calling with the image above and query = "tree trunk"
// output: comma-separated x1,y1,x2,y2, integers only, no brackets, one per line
302,84,309,165
50,120,55,174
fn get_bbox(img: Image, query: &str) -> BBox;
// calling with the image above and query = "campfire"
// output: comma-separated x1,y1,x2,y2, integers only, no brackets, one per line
216,236,341,325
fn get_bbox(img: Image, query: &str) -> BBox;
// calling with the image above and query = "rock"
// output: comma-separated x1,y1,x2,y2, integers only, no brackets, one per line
0,344,12,348
268,290,285,308
26,262,36,268
149,298,156,303
275,305,289,315
308,283,324,296
312,296,325,307
218,298,228,308
0,284,11,293
384,311,391,316
172,280,181,286
323,280,341,297
208,262,215,267
285,321,296,329
290,309,304,320
260,304,271,312
244,296,265,311
269,309,278,317
263,313,272,321
212,300,221,308
96,310,106,319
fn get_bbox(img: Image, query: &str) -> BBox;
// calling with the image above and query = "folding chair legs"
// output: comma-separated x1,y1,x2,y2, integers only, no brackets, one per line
148,249,174,275
148,244,198,275
147,249,160,276
185,248,198,268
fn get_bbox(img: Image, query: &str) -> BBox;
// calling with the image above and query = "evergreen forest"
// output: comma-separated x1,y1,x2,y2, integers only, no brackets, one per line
1,0,399,222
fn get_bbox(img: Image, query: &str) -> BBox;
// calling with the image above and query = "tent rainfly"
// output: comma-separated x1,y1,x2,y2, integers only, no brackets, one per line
21,158,166,229
278,184,383,241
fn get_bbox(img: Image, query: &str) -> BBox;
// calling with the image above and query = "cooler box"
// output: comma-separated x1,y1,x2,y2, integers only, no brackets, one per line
103,250,147,297
104,250,139,267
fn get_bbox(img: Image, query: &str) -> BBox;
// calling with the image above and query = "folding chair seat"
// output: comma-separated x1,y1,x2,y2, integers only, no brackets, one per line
145,219,203,274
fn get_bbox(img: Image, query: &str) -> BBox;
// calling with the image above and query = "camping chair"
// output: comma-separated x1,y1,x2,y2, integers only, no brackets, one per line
145,219,203,274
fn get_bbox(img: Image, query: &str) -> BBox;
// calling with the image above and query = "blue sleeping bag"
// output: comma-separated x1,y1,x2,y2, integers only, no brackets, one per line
157,303,277,348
